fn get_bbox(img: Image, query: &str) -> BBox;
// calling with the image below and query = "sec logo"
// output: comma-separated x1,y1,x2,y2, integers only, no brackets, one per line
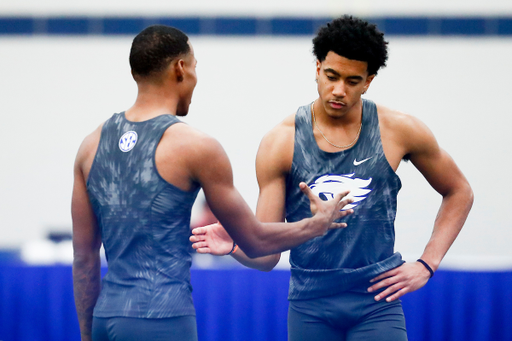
119,131,138,152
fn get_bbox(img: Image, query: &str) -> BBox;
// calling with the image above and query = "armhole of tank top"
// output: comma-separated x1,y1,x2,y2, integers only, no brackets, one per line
286,110,303,191
371,103,402,183
86,119,110,187
151,119,200,194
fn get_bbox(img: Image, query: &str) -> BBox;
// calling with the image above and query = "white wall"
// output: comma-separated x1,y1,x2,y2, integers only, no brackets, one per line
1,0,511,268
1,0,512,16
0,35,511,269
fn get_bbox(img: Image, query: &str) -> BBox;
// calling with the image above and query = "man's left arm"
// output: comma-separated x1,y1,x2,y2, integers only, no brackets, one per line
369,115,474,302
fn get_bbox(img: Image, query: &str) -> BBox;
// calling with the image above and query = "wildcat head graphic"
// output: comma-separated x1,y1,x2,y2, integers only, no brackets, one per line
309,173,372,210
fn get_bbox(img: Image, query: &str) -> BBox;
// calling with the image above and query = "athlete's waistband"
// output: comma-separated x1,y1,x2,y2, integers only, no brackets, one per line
288,252,404,300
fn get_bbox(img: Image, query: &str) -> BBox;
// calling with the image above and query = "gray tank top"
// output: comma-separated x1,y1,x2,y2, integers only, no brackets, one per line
87,112,199,318
286,99,404,300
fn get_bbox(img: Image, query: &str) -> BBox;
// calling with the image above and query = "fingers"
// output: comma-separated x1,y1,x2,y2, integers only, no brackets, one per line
329,222,348,229
334,208,353,221
383,289,407,302
373,284,406,302
370,268,398,283
189,234,206,243
299,182,315,200
191,241,208,249
367,269,399,294
337,197,353,210
332,190,351,202
195,247,212,254
191,227,205,235
369,274,402,302
300,182,353,207
191,241,214,255
366,263,429,302
191,222,222,236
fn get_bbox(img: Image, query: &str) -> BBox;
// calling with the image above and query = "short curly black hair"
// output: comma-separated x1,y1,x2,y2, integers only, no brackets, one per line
313,15,388,76
129,25,190,79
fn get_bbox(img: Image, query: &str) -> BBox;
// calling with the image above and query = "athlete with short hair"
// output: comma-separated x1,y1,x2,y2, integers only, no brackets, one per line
71,25,353,341
190,15,474,340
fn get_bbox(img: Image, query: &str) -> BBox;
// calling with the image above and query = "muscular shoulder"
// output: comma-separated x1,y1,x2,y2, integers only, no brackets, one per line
377,104,439,160
256,113,296,177
75,123,104,176
160,122,224,160
157,122,231,188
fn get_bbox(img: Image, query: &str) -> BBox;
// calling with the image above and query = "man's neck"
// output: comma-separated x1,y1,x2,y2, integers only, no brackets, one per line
315,98,363,127
125,86,180,122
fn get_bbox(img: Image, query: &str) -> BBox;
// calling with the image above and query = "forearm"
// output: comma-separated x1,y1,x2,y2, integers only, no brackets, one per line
73,253,101,341
420,184,474,271
209,191,329,258
233,216,327,258
231,248,280,271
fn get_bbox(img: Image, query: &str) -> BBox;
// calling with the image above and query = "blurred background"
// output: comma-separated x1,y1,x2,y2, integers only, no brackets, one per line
0,1,511,340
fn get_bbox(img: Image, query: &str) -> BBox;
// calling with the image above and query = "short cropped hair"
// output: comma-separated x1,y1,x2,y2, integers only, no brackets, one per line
312,15,388,76
129,25,190,79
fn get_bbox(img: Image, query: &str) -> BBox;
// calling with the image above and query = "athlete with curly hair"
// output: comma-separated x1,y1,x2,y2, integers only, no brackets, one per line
191,15,473,340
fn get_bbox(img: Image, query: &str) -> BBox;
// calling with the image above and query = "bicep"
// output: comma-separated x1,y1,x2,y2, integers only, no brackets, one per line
411,147,468,197
253,165,287,264
406,120,468,196
193,139,260,239
255,155,287,223
254,124,293,223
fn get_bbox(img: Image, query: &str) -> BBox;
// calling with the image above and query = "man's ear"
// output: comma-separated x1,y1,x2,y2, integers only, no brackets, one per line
364,74,375,92
175,59,185,82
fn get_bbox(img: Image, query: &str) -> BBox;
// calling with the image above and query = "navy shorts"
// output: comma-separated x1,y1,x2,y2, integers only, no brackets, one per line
92,315,198,341
288,289,407,341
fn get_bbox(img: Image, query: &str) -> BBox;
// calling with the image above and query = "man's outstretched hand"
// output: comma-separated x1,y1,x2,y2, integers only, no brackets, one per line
299,182,353,231
190,183,354,256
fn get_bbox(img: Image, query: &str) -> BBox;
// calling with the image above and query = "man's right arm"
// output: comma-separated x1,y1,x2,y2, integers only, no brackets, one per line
230,119,295,269
217,122,292,270
190,117,352,259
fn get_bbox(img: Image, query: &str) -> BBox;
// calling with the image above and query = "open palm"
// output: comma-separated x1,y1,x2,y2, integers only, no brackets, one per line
190,222,234,256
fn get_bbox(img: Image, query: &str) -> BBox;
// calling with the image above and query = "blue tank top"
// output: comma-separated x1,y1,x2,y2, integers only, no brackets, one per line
87,112,199,318
286,99,404,300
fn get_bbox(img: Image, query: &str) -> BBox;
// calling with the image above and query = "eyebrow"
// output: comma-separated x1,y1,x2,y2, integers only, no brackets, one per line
324,68,364,81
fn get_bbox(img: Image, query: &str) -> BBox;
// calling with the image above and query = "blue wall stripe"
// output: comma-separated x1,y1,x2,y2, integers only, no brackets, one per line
102,17,147,35
440,18,487,35
1,16,512,36
498,18,512,34
47,17,89,35
272,18,316,35
0,17,32,34
158,18,202,35
382,18,430,35
215,18,258,35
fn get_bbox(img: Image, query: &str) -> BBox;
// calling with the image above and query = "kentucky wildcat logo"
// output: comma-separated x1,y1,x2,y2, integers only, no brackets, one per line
309,173,372,210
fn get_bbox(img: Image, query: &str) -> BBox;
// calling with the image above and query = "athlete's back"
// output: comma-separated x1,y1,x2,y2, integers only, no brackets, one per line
87,112,199,318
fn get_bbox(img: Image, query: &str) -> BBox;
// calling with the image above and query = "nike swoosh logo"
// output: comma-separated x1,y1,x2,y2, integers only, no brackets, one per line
353,157,373,166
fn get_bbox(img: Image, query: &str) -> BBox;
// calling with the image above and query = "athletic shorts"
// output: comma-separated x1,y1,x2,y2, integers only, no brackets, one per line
288,288,407,341
92,315,198,341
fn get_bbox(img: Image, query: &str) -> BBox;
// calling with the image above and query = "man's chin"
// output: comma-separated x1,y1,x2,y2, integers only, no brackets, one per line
176,108,189,117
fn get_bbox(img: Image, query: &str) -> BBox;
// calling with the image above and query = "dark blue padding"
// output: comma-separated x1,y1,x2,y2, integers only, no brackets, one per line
1,16,512,36
0,265,511,341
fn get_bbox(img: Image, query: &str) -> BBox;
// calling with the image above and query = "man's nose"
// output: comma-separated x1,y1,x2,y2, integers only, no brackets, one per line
332,82,346,97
